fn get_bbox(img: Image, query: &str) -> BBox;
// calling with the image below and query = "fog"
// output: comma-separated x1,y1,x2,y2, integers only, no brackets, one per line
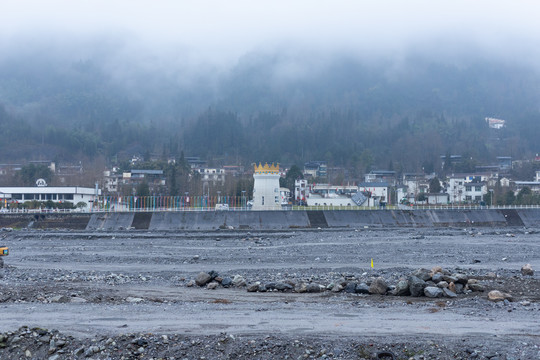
2,0,539,70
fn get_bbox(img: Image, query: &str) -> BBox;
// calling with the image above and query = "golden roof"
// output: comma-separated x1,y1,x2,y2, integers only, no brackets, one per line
254,162,279,174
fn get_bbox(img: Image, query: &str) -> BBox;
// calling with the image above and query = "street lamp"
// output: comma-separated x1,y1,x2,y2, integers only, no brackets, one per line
241,190,246,210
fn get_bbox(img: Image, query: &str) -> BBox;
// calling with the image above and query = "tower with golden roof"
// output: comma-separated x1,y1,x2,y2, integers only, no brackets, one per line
252,162,281,210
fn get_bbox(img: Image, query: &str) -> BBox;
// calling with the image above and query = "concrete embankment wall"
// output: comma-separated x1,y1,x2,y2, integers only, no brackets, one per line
1,209,539,230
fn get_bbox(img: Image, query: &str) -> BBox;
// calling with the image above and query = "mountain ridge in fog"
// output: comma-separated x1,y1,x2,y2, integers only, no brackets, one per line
0,41,539,172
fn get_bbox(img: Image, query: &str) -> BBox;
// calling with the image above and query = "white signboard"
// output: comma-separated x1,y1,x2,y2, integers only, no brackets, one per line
36,178,48,187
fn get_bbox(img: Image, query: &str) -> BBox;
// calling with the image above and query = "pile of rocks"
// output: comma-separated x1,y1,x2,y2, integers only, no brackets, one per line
187,271,247,289
190,266,488,299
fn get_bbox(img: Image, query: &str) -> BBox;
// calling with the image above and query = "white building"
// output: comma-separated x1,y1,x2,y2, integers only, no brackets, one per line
280,187,291,206
0,185,100,209
294,179,308,205
198,168,225,185
447,174,487,203
358,182,388,207
252,163,281,210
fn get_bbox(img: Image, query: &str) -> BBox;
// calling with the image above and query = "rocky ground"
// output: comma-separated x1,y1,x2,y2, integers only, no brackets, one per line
0,226,539,359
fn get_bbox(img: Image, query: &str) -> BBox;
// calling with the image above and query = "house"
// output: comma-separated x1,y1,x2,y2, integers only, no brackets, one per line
514,181,540,194
303,161,327,178
427,193,449,205
304,183,359,207
446,174,487,203
364,170,396,186
402,173,429,203
122,169,166,195
358,182,388,207
485,117,506,129
198,168,225,185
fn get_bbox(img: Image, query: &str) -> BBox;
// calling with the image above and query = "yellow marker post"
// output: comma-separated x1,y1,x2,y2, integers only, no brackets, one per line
371,258,374,268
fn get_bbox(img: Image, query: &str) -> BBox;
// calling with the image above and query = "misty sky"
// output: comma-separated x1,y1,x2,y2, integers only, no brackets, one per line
2,0,539,68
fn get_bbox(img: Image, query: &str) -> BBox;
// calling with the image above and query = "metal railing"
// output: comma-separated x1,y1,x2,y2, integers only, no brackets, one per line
2,202,540,214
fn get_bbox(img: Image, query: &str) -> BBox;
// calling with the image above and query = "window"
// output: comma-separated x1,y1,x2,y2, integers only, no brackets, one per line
475,196,482,201
465,186,472,191
465,196,472,200
475,186,481,191
13,194,22,200
65,194,74,200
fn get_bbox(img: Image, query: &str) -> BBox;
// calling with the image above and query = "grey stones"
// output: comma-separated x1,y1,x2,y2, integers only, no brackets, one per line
195,272,212,286
442,288,457,298
411,268,432,282
454,273,469,284
306,283,323,293
521,264,534,276
368,277,388,295
344,282,357,293
431,273,444,283
221,277,232,287
247,282,260,292
274,282,293,291
355,283,370,294
424,286,443,298
467,283,485,292
408,276,427,297
232,275,246,287
394,279,410,296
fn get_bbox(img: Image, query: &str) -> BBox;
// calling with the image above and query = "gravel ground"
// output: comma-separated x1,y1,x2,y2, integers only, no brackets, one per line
0,226,539,359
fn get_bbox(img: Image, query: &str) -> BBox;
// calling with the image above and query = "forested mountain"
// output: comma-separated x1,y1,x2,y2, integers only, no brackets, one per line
1,45,539,174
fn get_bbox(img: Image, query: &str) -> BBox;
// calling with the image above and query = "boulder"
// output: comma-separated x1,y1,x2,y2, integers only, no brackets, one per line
412,268,432,282
331,284,344,293
195,272,211,286
424,286,443,298
436,281,449,289
247,282,260,292
468,283,485,292
454,283,465,294
448,282,456,293
488,290,513,302
206,281,218,290
442,288,457,298
221,277,233,287
306,283,323,293
408,276,427,297
394,279,410,296
355,283,370,294
274,282,293,291
232,275,246,287
430,266,443,276
431,273,444,283
521,264,534,276
344,282,357,293
295,283,307,293
368,277,388,295
454,273,469,284
442,274,458,284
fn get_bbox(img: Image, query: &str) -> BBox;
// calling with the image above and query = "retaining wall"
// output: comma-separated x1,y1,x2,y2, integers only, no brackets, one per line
0,209,538,231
